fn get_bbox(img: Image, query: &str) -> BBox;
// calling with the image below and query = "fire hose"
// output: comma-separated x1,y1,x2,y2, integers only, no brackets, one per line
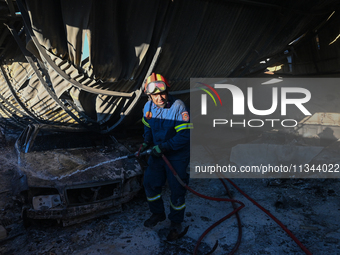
128,149,313,255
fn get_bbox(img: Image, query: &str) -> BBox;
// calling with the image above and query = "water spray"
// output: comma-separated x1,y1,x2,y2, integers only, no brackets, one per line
54,149,152,180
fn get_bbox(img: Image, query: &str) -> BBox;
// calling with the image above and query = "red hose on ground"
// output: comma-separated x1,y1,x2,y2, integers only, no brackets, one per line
162,155,244,255
161,155,313,255
219,179,242,254
225,178,313,255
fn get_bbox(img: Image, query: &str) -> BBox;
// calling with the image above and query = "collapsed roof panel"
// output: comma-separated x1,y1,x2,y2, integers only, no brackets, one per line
277,10,340,75
0,0,339,131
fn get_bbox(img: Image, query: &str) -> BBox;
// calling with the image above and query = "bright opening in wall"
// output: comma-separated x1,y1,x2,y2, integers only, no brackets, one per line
82,34,89,62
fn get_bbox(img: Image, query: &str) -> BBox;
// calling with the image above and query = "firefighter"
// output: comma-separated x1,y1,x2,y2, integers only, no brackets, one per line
141,73,193,232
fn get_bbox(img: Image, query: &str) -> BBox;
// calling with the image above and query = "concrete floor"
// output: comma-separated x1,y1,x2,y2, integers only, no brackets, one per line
0,132,340,254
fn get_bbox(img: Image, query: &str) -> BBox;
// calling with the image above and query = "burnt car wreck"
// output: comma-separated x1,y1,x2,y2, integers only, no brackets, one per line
12,124,143,226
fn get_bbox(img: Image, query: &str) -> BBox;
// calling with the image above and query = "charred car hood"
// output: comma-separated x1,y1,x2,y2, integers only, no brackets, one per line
19,144,141,186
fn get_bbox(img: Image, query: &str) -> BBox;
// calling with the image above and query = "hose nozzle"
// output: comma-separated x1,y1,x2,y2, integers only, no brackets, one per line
127,149,152,158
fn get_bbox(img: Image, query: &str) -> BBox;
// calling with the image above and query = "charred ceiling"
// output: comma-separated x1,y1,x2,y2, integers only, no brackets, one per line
0,0,339,132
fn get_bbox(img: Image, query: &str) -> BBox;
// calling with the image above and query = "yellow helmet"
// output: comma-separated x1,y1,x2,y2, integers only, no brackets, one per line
144,73,170,94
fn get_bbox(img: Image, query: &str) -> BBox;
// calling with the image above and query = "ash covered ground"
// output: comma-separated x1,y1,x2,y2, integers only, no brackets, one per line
0,129,340,255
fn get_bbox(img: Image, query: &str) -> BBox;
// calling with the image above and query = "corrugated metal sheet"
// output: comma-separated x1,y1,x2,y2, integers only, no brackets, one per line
277,10,340,75
156,0,338,82
0,0,339,131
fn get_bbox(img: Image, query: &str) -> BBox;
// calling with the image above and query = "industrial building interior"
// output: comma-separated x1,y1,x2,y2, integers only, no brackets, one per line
0,1,340,254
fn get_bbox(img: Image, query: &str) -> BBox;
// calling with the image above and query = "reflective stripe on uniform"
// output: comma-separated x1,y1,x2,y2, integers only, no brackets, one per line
147,194,161,202
170,201,186,210
142,117,150,128
175,123,193,132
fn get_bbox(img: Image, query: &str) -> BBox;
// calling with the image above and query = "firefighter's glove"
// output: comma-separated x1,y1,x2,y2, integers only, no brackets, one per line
140,142,150,152
151,145,163,157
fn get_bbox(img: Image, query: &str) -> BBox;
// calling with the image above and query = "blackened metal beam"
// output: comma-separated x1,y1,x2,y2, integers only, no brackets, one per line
5,0,16,17
6,24,90,128
64,99,97,124
16,0,133,98
0,14,21,20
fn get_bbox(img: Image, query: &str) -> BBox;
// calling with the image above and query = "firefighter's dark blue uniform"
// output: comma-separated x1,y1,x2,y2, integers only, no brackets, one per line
142,94,193,223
